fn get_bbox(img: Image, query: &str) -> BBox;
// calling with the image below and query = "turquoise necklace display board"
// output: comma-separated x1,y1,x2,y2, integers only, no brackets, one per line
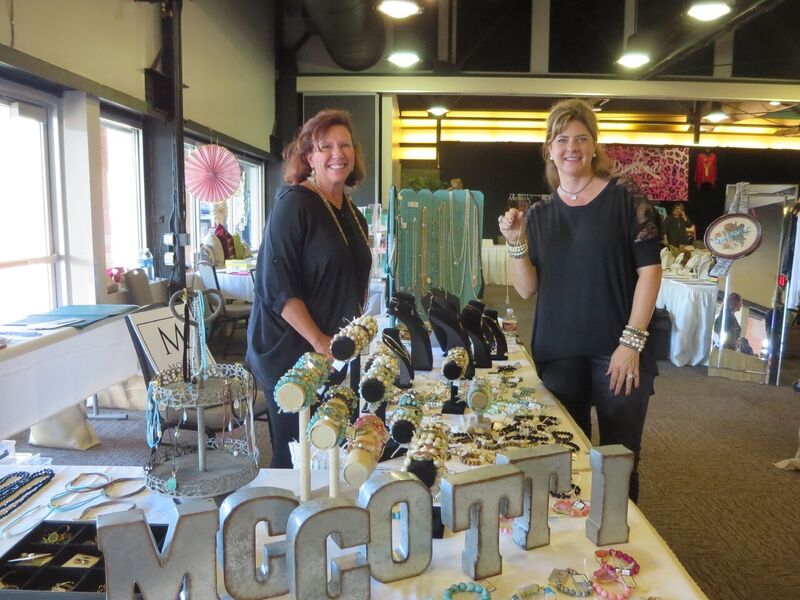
394,188,484,309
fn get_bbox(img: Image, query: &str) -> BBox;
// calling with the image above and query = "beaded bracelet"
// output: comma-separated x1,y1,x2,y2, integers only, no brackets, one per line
548,568,593,597
592,578,631,600
506,239,529,259
346,415,390,464
403,422,449,475
442,581,492,599
595,549,640,576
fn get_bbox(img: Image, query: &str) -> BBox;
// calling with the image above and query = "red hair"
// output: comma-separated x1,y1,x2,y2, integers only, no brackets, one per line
282,109,366,186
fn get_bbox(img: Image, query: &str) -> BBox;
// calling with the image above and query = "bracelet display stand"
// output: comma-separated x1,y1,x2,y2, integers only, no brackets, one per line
428,308,475,379
483,309,508,360
388,293,433,371
441,347,470,414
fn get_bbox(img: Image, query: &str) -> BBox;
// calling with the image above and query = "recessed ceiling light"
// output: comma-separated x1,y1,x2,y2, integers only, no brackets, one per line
769,101,782,106
687,2,732,22
387,51,421,68
427,106,449,117
377,1,422,19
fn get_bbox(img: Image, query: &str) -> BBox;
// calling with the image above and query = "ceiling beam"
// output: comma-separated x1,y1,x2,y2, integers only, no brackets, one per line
637,0,790,80
297,75,800,103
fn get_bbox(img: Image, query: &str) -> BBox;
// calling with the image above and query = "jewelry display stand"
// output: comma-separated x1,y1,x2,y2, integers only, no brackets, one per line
483,309,508,360
460,301,493,369
382,328,414,388
388,293,433,371
428,308,475,379
145,290,258,500
441,347,470,415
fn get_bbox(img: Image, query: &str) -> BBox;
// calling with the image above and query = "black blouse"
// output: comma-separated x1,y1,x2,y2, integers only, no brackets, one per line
525,179,661,374
246,185,372,388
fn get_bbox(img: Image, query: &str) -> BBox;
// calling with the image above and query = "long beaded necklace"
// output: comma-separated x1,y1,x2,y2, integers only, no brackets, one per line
448,190,470,296
411,217,418,294
420,206,429,291
308,176,369,247
0,469,55,521
558,176,594,201
468,202,481,294
437,202,447,287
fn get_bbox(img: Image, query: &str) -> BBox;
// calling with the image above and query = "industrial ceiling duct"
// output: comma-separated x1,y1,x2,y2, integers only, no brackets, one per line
301,0,387,71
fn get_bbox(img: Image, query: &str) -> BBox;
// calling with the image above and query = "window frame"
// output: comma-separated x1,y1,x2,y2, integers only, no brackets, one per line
0,77,64,312
98,113,147,269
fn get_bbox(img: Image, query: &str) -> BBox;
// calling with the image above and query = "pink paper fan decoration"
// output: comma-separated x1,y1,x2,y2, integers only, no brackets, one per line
184,144,242,203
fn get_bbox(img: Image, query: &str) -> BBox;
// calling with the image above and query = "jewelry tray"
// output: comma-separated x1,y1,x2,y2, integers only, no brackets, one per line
0,520,167,598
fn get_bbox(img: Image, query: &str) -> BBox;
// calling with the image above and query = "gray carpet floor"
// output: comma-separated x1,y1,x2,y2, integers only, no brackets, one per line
11,285,800,599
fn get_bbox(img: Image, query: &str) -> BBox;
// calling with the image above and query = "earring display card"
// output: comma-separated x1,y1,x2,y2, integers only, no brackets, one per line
0,520,168,597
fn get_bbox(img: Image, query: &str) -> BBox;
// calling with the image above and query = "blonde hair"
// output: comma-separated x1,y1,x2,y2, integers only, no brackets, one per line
542,99,613,191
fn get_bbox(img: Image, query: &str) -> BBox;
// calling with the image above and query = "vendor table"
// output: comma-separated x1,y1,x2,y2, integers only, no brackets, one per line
215,268,256,302
481,242,509,286
0,464,707,599
656,275,717,367
0,316,139,438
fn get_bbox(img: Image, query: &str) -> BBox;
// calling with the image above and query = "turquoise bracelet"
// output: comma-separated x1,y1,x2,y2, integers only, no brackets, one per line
443,582,491,599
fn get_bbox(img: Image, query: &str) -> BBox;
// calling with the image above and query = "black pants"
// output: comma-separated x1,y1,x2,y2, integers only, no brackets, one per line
263,385,297,469
538,356,653,502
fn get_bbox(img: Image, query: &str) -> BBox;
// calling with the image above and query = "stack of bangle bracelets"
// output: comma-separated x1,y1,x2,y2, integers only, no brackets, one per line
402,421,449,487
619,324,648,353
344,415,390,487
274,352,331,413
330,315,378,361
360,344,400,408
307,385,358,450
389,391,423,444
442,346,470,380
1,473,145,538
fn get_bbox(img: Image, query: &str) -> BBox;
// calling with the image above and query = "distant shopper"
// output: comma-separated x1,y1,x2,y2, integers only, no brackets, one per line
662,202,696,246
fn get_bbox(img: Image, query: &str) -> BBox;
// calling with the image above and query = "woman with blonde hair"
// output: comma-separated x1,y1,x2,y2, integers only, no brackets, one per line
499,99,662,501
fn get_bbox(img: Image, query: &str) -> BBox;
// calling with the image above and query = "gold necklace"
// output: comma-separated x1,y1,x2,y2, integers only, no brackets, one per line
308,177,369,246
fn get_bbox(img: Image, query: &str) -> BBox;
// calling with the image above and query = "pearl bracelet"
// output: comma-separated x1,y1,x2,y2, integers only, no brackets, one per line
506,240,529,259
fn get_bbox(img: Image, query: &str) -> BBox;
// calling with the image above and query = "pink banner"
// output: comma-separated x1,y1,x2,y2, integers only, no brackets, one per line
605,144,689,202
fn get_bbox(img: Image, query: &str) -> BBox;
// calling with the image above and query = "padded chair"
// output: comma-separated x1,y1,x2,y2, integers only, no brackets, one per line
124,268,154,306
125,304,268,433
196,260,252,357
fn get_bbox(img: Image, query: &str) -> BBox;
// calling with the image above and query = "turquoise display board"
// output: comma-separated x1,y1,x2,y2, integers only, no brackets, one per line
393,188,484,309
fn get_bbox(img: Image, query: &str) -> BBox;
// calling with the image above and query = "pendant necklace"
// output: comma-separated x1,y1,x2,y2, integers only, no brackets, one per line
558,176,594,201
308,176,369,246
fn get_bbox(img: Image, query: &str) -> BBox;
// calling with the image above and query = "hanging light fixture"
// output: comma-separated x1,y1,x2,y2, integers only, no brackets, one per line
427,105,449,117
704,102,728,123
617,34,651,68
387,50,421,67
687,1,732,22
377,1,422,19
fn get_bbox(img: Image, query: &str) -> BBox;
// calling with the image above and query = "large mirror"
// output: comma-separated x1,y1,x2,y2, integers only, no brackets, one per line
709,184,799,384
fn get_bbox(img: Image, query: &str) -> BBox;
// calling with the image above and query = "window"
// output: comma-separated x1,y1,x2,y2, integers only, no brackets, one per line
184,140,265,265
0,92,58,323
99,118,146,270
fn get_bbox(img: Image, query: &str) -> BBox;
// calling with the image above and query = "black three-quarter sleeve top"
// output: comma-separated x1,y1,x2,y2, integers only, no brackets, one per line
246,185,372,389
525,178,661,376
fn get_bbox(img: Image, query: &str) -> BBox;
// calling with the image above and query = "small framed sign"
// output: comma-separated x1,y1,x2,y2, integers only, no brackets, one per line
704,213,762,260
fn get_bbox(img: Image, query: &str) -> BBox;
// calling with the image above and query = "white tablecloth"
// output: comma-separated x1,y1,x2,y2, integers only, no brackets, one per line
0,465,707,599
656,276,717,367
0,317,140,438
216,269,255,302
481,244,508,285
